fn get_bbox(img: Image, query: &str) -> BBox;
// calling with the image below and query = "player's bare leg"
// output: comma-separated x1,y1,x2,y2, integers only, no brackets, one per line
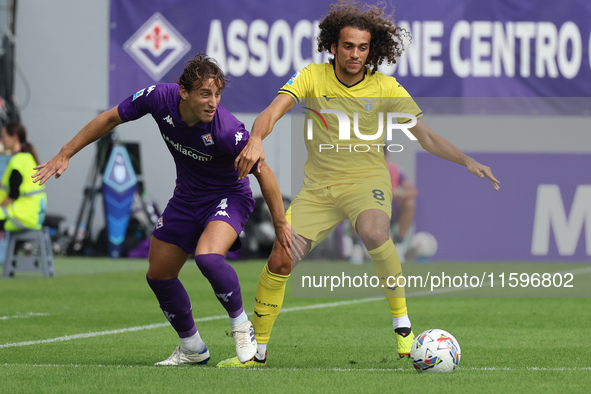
356,209,414,358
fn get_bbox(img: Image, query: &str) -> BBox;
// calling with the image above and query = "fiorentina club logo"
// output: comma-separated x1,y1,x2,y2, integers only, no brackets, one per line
123,12,191,81
202,133,214,146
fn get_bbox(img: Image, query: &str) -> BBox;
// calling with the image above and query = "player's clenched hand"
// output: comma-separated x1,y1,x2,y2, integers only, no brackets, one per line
466,159,500,191
32,153,70,186
235,137,265,180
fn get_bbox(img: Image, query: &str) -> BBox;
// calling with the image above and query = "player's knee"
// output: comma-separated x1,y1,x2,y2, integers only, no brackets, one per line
146,269,177,281
358,227,389,250
268,248,291,276
194,253,225,277
147,259,180,280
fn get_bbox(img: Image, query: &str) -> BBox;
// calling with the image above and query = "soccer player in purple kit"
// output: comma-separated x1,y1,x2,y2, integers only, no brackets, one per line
32,53,299,366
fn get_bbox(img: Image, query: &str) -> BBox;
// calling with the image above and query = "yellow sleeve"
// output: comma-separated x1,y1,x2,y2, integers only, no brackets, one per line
389,79,423,124
278,65,313,104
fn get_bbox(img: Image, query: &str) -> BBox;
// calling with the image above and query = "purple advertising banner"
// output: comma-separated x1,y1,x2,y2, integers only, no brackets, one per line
109,0,591,112
415,152,591,262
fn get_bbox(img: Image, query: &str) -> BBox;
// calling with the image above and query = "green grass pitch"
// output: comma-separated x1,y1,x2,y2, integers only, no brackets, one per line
1,258,590,393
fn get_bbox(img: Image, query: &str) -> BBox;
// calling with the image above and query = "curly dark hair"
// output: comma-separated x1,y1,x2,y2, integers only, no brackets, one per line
317,0,409,74
178,52,229,92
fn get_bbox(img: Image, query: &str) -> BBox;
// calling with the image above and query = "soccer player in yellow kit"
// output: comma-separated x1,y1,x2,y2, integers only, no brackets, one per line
218,0,500,367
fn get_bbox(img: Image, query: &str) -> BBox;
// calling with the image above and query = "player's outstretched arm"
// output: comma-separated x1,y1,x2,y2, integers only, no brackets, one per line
235,94,293,179
410,119,501,191
32,107,124,186
253,162,305,261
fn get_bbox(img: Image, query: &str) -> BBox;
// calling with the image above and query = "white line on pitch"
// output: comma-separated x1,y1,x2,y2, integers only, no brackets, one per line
0,298,380,349
1,266,589,349
0,312,50,321
1,363,590,372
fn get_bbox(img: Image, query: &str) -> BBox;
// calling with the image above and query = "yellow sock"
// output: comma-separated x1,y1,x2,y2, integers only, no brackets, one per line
253,263,289,344
367,239,407,318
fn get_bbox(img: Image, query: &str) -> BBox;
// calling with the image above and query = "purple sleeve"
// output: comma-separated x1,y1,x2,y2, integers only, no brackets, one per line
117,85,160,122
215,109,260,174
215,106,251,157
225,120,261,174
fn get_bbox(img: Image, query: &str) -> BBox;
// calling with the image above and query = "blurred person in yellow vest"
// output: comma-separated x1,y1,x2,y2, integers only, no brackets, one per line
0,122,47,231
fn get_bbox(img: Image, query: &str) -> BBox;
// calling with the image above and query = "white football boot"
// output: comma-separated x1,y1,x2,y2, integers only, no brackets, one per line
154,345,210,366
230,321,257,363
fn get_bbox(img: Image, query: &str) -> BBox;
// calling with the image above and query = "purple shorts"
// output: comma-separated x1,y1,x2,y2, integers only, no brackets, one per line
152,192,255,254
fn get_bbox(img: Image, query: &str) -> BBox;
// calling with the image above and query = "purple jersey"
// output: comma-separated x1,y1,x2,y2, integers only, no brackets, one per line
117,83,252,200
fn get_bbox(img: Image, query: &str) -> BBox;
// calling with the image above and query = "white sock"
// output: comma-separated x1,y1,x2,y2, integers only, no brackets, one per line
229,310,248,329
180,331,206,353
256,343,267,359
393,314,412,330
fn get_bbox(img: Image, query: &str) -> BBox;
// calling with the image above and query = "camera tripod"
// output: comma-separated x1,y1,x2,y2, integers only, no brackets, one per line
67,131,158,255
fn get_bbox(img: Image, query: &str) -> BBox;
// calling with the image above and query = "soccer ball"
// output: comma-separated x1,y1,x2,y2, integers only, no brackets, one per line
410,232,438,258
411,329,461,373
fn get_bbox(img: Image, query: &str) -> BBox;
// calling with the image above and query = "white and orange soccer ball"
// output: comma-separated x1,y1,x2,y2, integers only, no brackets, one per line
409,232,438,258
410,329,461,373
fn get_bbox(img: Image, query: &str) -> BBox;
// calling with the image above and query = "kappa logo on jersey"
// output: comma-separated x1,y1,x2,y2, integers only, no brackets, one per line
163,310,176,321
234,131,244,145
156,217,163,229
146,85,156,96
216,199,230,217
123,12,191,81
215,210,230,218
215,291,233,302
132,88,145,101
163,115,175,127
202,133,214,146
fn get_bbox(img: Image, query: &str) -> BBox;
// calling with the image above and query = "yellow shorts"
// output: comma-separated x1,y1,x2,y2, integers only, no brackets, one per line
286,178,392,250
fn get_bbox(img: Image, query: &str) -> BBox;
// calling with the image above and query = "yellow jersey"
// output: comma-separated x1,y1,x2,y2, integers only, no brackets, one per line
0,152,47,230
279,63,423,188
